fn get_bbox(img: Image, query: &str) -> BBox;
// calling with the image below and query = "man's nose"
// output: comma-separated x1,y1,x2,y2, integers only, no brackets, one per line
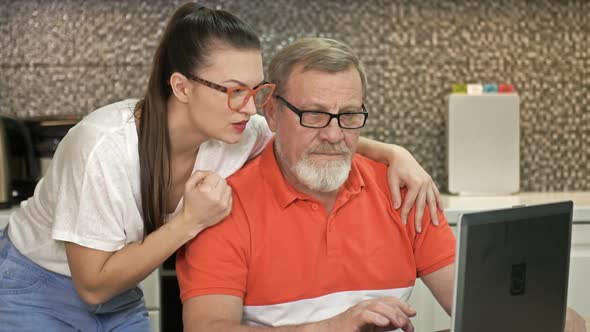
318,117,344,143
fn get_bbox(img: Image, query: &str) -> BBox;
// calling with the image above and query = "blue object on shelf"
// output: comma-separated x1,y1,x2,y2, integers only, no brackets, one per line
483,84,498,93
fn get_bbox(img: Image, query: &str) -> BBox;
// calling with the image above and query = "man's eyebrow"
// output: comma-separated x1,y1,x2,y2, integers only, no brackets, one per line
340,105,364,112
302,103,328,110
299,102,363,111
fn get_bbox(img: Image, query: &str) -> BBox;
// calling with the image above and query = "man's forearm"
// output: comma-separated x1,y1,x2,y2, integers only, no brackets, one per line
184,295,414,332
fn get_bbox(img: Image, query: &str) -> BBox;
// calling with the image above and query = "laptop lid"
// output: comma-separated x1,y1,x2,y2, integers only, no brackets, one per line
451,201,573,332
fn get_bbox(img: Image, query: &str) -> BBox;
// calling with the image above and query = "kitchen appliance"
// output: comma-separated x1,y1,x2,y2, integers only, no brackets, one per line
0,116,39,208
446,93,520,195
0,115,80,209
26,118,79,176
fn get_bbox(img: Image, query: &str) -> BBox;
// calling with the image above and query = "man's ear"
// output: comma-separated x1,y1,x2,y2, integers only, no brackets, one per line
169,72,191,104
263,97,279,132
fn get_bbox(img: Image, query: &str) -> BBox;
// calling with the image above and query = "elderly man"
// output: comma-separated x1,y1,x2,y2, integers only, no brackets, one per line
177,37,454,332
176,38,586,332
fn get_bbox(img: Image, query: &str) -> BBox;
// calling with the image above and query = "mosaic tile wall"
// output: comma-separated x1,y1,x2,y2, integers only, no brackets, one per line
0,0,588,192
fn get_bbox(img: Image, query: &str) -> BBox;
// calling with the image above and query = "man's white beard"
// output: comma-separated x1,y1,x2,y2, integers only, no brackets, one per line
293,156,351,192
276,138,352,193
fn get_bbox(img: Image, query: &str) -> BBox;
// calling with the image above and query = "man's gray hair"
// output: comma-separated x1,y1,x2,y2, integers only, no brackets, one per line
268,38,367,100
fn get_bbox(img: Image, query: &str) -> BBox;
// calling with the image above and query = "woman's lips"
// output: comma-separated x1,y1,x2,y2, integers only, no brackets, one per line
232,120,248,133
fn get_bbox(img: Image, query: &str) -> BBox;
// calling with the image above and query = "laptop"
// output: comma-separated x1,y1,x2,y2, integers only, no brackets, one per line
450,201,573,332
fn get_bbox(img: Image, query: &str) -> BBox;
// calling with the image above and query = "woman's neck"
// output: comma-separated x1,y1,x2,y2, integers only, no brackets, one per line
166,97,209,158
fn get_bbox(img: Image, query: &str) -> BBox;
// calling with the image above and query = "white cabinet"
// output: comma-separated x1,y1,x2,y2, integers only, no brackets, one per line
568,224,590,330
139,268,161,332
408,227,455,331
0,208,14,229
408,277,451,331
148,310,161,332
139,268,161,311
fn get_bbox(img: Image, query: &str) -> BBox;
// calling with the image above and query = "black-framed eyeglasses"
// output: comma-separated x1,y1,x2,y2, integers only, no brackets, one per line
183,72,276,111
275,95,368,129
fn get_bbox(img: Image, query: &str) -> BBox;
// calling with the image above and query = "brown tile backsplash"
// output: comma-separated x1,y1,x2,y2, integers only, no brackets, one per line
0,0,588,191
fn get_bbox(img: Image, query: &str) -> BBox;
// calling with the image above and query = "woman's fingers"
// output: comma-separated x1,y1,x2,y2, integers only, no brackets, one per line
400,184,419,225
427,186,439,226
412,187,426,233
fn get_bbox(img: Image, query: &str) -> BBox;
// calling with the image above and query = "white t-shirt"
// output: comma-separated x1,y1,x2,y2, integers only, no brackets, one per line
7,99,272,276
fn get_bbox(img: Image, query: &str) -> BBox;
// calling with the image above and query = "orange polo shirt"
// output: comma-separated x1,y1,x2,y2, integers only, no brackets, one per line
176,139,455,327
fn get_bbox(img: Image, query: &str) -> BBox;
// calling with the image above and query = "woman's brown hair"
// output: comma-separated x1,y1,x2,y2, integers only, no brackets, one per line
136,3,260,235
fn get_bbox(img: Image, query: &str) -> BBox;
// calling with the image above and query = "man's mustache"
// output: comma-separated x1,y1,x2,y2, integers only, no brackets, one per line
307,143,351,154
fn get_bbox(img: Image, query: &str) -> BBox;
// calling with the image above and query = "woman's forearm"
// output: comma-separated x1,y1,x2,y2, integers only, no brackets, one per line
75,170,233,304
67,213,197,305
356,136,402,165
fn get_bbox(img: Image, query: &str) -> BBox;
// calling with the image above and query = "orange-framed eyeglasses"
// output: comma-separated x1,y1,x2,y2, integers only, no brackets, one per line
184,73,276,111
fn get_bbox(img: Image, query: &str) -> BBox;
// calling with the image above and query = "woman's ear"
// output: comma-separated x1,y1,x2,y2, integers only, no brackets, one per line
169,73,191,103
263,98,278,132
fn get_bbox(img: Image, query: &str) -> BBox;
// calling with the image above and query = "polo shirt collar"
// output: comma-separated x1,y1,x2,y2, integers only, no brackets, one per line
342,155,365,196
260,138,365,209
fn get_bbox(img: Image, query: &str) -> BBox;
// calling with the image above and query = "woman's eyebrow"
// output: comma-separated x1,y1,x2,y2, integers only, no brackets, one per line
222,79,247,86
223,79,266,88
252,80,268,89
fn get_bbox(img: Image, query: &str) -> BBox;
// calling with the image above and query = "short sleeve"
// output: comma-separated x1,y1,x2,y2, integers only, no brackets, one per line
411,208,456,277
51,125,133,252
176,194,251,303
247,114,273,159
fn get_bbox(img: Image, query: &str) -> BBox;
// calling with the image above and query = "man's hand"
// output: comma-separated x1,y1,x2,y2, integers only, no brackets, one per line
325,297,417,332
565,307,587,332
386,146,442,232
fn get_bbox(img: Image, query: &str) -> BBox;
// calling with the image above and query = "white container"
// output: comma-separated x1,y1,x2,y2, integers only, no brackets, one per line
446,94,520,195
467,84,483,95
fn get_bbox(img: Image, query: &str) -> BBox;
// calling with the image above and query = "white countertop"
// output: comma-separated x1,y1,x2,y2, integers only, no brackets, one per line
0,207,18,230
442,191,590,224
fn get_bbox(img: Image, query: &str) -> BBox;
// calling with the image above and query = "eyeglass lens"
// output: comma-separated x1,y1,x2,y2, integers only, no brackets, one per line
228,85,274,110
301,112,365,128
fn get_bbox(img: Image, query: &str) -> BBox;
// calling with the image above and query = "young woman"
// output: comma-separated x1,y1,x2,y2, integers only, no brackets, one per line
0,3,441,331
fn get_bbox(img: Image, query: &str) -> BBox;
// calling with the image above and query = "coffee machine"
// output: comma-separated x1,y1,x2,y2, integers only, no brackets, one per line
0,116,39,208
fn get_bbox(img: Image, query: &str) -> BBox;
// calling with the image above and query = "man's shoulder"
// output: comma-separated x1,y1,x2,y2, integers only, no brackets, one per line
226,153,264,188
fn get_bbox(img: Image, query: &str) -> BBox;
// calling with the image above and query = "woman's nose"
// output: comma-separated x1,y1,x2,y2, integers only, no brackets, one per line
239,95,257,115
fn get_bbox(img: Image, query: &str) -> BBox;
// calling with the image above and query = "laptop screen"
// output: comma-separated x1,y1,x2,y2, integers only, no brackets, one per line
451,201,573,332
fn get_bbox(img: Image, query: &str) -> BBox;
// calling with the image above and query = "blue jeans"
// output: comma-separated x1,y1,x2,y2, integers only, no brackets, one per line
0,228,153,332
